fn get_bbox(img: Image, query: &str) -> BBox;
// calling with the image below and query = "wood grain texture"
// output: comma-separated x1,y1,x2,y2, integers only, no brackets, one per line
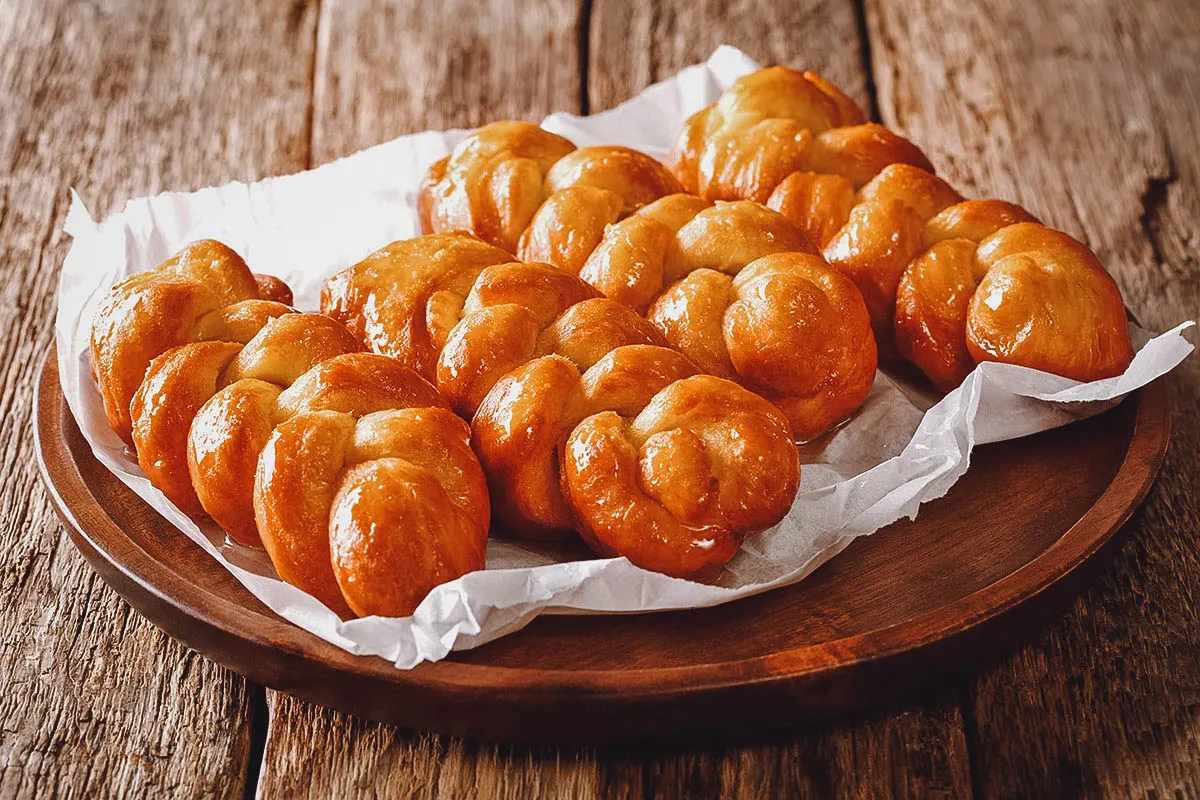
261,693,970,799
867,0,1200,795
5,0,1197,794
260,0,590,792
587,0,874,113
0,0,316,796
310,0,585,164
584,2,972,797
36,347,1168,745
254,0,975,796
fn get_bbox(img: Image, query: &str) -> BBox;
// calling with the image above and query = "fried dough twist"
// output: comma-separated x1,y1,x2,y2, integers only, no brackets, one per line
671,67,1134,385
474,345,799,577
91,242,488,618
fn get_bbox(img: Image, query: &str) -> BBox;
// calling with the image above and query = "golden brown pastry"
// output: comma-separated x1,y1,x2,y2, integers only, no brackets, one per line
90,239,294,443
320,233,517,381
322,238,669,418
765,157,1133,384
701,68,1138,382
666,67,933,202
420,121,685,263
435,262,666,416
563,199,878,441
516,145,685,272
320,237,804,573
92,241,489,618
414,113,881,441
895,205,1133,390
255,394,488,619
419,121,575,252
800,164,965,348
473,345,799,577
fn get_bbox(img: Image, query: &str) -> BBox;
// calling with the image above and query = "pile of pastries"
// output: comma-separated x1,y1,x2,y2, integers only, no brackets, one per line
89,67,1133,618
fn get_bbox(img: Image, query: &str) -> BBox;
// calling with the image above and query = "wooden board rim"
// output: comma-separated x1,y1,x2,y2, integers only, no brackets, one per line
34,347,1171,732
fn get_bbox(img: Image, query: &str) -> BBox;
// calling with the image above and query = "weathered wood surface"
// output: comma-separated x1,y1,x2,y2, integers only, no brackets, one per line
257,0,969,797
0,0,317,797
868,0,1200,795
310,0,585,164
3,0,1197,796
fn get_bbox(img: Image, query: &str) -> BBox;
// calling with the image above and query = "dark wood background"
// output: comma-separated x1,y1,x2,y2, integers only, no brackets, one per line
2,0,1197,796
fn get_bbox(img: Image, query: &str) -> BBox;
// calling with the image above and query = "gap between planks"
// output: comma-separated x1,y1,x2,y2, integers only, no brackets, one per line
238,2,985,796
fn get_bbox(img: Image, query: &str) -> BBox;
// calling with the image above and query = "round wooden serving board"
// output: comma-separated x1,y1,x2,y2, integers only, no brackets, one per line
35,351,1171,744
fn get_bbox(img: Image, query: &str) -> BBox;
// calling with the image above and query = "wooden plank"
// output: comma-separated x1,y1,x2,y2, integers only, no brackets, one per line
262,694,971,798
261,0,974,795
310,0,586,164
0,0,318,796
261,695,637,799
587,0,876,113
632,702,971,798
866,0,1200,795
257,0,594,794
585,2,975,797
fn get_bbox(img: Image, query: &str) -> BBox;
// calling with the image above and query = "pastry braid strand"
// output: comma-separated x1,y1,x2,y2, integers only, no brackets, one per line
474,345,799,577
419,123,879,441
91,241,489,618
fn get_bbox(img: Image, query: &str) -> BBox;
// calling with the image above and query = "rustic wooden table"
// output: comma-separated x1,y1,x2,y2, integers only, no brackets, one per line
2,0,1197,796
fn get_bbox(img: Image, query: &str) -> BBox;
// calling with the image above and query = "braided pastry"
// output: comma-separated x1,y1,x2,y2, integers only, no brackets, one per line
419,121,575,252
679,67,1134,385
894,206,1133,390
419,121,682,257
520,194,878,441
92,242,489,618
321,238,803,573
473,345,799,576
324,241,669,418
90,239,294,443
764,147,1133,386
790,163,965,348
666,66,933,202
418,121,879,440
435,262,666,417
319,232,516,381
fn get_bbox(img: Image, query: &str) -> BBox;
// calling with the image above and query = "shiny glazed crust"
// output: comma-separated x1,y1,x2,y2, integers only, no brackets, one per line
473,345,800,577
92,241,489,618
320,233,517,381
673,67,1134,384
418,121,576,252
665,66,933,202
895,210,1134,390
416,121,880,440
89,239,294,443
319,239,803,572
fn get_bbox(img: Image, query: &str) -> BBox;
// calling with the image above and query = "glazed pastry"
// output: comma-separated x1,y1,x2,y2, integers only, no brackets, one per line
516,146,684,272
92,241,489,618
321,240,803,574
473,345,799,577
537,197,878,441
675,67,1134,383
795,163,964,347
320,233,516,381
90,239,294,443
894,206,1133,390
322,237,668,417
417,120,881,439
435,262,666,416
420,121,684,262
666,66,933,202
419,121,575,252
764,146,1133,384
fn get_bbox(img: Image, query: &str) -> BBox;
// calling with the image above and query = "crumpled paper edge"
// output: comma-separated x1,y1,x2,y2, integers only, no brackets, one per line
54,46,1196,669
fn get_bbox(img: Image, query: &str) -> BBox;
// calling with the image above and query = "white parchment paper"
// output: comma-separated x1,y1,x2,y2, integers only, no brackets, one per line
55,46,1195,668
